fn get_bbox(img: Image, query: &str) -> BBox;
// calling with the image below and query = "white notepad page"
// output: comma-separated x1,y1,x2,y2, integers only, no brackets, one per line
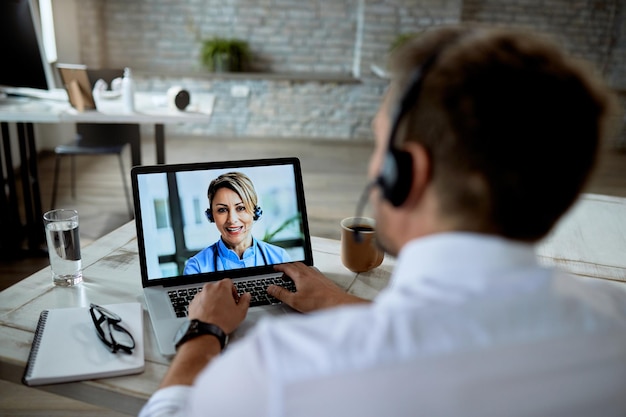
23,302,145,386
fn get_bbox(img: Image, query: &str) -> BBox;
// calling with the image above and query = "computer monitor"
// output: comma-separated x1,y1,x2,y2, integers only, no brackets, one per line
0,0,57,98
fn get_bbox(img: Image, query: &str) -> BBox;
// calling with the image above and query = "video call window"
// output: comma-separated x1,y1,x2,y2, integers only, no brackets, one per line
136,164,306,280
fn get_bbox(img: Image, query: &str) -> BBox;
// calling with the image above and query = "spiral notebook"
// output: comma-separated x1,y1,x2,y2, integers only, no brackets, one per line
22,302,145,386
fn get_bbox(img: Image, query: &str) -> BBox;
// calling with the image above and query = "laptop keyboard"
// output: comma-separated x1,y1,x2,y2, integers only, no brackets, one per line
168,276,297,318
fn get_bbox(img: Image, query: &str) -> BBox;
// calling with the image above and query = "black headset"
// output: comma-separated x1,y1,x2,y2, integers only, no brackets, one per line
352,49,443,244
376,50,441,207
205,205,263,223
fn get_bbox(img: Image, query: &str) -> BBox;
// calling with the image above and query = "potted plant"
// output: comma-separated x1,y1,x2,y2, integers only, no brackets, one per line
389,32,422,52
200,37,250,72
372,32,423,79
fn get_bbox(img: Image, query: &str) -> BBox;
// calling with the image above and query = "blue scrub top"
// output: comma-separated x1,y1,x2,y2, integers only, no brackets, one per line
183,238,291,274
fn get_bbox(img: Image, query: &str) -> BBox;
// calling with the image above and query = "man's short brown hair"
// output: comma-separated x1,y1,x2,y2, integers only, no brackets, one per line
388,25,617,241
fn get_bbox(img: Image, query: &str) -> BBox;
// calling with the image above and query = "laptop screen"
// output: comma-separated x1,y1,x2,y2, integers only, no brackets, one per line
131,158,313,287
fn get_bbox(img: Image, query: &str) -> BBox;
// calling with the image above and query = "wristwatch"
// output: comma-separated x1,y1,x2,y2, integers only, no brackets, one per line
174,319,228,351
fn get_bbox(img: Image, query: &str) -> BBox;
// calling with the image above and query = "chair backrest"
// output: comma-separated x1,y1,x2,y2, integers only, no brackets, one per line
76,123,140,148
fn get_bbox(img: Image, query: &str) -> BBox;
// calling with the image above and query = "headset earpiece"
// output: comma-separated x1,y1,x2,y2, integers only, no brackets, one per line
377,149,414,207
377,49,442,208
253,206,263,221
205,206,263,222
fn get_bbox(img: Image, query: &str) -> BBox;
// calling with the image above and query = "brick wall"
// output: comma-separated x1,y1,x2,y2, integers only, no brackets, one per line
462,0,625,88
74,0,624,144
462,0,626,146
75,0,461,141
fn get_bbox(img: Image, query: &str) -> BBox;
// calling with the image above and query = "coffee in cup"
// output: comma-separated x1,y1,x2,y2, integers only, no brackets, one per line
340,217,384,273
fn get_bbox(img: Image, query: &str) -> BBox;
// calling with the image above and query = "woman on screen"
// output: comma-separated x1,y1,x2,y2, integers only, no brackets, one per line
183,172,290,274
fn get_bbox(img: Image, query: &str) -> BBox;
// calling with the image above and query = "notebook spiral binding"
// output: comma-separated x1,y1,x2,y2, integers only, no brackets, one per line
22,310,49,384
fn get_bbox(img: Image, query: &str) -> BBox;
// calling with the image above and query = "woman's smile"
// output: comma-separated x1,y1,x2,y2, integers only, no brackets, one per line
225,225,244,234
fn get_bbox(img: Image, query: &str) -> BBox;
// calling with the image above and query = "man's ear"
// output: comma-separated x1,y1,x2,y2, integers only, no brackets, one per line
402,141,431,207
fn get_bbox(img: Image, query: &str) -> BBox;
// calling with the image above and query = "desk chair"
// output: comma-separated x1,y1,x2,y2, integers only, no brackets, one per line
50,123,137,219
51,68,138,219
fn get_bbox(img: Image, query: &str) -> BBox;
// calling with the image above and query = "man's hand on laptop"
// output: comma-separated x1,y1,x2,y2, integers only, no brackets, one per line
268,263,369,313
159,279,250,389
189,279,251,334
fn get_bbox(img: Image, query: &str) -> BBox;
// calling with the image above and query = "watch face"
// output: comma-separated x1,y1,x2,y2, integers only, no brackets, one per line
174,320,192,344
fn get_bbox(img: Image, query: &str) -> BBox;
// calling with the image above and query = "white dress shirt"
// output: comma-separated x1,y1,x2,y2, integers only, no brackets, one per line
139,233,626,417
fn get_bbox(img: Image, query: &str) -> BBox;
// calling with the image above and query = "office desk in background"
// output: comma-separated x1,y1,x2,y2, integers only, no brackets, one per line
0,98,70,253
0,193,624,415
64,92,216,165
0,91,216,165
0,91,215,253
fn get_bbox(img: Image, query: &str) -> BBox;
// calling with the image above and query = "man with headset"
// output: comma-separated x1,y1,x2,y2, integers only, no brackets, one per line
140,25,626,416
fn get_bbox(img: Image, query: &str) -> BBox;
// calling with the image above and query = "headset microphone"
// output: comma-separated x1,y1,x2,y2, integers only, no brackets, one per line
351,49,442,243
352,180,378,243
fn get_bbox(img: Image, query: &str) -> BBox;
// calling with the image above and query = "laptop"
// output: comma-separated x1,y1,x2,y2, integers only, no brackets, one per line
131,157,314,356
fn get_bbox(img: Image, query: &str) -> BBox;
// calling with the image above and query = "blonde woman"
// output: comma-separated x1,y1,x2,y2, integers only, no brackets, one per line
184,172,290,274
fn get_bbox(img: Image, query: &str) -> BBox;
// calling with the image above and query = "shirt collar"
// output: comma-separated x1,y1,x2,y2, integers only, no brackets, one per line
378,232,540,305
217,238,257,261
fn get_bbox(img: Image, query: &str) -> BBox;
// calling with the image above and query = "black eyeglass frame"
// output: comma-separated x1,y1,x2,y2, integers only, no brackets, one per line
89,303,136,354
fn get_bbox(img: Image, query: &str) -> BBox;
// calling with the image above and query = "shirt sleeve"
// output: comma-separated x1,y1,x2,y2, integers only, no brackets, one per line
184,245,216,274
188,332,272,416
281,247,291,262
138,385,192,417
139,331,272,417
183,257,199,275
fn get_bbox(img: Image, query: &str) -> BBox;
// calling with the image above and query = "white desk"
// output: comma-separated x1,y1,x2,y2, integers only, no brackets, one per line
0,193,624,415
0,91,214,253
66,92,214,166
0,226,380,415
0,91,216,165
537,193,626,281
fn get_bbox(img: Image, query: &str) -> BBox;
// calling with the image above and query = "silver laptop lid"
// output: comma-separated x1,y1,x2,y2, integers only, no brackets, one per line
131,157,313,288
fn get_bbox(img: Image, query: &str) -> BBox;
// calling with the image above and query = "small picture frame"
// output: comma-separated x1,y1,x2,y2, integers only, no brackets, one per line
57,63,96,112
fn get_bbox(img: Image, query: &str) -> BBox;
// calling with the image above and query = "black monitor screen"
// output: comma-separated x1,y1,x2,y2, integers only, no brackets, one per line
0,0,54,91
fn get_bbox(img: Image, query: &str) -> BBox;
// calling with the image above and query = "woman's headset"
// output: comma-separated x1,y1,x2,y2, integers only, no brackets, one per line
205,206,263,223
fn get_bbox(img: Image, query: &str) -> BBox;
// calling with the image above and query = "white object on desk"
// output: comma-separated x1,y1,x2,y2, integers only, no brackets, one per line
122,67,135,113
64,91,215,122
22,302,145,387
167,86,191,111
1,87,69,102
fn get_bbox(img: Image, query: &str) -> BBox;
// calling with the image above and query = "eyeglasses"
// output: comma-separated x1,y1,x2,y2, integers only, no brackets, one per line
89,303,135,354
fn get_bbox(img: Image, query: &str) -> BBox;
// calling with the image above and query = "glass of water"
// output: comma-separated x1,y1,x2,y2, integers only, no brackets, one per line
43,209,83,287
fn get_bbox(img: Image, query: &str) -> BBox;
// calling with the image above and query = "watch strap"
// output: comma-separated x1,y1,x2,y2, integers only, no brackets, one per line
175,319,227,351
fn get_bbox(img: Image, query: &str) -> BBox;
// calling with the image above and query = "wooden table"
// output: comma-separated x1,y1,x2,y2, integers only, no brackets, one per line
537,193,626,281
1,193,624,415
0,224,393,415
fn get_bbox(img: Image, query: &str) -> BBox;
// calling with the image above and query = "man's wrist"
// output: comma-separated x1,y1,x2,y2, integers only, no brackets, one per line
159,335,222,388
315,291,369,311
336,292,370,306
177,334,222,358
